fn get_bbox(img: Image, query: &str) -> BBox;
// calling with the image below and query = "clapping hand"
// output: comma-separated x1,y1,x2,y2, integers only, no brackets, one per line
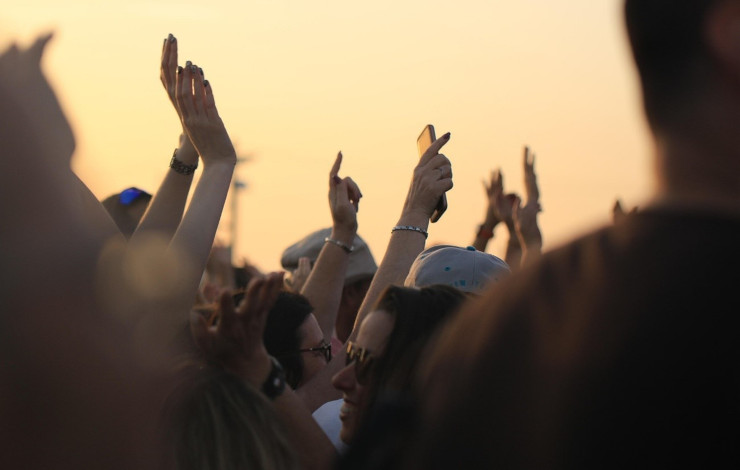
162,35,236,168
160,34,198,165
513,146,543,253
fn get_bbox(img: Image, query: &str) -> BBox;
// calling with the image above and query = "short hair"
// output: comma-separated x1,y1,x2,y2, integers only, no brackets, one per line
624,0,718,131
161,365,299,470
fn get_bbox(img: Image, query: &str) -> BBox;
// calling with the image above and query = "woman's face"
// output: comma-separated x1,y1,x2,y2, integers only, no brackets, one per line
331,310,394,444
296,313,329,387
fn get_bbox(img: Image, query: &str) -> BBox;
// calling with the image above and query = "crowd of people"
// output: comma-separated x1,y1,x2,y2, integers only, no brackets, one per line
2,0,739,468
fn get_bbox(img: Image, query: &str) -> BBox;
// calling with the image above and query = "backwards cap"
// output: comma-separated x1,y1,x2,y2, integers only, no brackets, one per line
404,245,510,294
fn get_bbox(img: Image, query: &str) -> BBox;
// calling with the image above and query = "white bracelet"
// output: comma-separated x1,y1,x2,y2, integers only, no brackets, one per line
391,225,428,239
324,237,353,253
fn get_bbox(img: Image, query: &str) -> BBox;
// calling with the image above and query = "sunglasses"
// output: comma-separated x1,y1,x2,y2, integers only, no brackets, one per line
278,340,332,363
345,341,375,385
118,187,150,206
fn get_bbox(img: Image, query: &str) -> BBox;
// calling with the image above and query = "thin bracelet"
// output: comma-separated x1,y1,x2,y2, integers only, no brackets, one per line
170,148,198,175
324,237,353,253
391,225,428,239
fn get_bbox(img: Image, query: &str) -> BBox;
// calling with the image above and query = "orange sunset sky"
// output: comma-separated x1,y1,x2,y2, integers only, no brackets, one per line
2,0,654,273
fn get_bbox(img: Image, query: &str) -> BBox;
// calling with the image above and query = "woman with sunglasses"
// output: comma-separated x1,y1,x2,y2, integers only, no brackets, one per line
232,289,332,390
331,284,466,447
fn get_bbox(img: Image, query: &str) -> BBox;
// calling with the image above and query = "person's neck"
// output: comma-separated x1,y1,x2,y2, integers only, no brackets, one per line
651,128,740,217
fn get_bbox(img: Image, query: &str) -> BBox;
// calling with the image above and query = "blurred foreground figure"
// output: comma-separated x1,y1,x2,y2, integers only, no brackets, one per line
397,1,740,468
0,33,170,470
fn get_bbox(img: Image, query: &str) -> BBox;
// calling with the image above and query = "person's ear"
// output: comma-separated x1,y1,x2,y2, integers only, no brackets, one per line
706,0,740,80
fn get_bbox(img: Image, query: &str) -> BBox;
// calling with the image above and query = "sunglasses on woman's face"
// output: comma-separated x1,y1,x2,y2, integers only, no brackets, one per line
345,341,375,385
277,340,332,363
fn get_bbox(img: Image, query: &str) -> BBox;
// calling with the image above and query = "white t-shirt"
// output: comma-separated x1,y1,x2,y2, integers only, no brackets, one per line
312,398,348,453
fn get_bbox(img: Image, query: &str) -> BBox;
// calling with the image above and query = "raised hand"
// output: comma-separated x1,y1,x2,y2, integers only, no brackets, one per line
285,256,312,293
482,168,504,225
160,34,198,166
329,151,362,236
160,34,182,112
190,272,285,385
402,132,453,222
175,60,236,167
513,146,543,265
523,146,540,205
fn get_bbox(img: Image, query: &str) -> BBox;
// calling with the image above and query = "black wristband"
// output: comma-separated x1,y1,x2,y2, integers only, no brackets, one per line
169,149,198,175
261,356,287,400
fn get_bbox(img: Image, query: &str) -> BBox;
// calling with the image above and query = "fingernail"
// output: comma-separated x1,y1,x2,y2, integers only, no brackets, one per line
204,80,209,87
199,67,203,76
177,66,183,74
190,65,197,73
186,60,192,67
443,132,451,139
168,33,174,42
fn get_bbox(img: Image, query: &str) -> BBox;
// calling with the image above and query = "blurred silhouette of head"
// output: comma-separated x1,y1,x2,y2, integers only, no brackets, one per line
101,187,152,238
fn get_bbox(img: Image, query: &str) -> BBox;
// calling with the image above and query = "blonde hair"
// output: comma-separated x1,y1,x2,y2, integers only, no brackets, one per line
161,364,299,470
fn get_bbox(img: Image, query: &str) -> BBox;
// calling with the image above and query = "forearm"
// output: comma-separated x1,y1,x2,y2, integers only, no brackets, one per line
166,160,234,314
349,211,428,340
472,217,498,252
301,226,354,341
518,228,543,268
133,137,197,239
233,355,337,470
273,387,338,470
504,221,523,271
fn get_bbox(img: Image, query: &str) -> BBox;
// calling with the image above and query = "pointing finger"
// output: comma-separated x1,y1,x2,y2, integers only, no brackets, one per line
420,132,451,164
330,151,342,182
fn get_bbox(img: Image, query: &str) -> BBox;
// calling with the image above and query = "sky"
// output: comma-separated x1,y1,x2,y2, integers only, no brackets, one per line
2,0,654,273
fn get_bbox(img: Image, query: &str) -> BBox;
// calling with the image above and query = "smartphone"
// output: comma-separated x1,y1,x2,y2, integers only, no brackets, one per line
417,124,447,223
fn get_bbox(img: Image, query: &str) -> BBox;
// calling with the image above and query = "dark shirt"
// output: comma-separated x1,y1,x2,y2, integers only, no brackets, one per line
387,208,740,469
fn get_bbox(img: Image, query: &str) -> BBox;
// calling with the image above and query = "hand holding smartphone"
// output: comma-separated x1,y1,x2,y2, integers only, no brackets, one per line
417,124,448,223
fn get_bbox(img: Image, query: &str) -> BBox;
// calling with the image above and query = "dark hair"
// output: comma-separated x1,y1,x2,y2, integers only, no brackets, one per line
363,284,466,421
161,364,299,470
100,187,153,238
335,284,467,470
262,291,313,389
624,0,718,131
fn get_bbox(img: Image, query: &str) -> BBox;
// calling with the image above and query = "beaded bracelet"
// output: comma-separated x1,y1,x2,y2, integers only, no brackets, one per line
324,237,354,253
170,149,198,175
391,225,428,239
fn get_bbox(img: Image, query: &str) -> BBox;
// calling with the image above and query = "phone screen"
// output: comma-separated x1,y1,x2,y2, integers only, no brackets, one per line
416,124,447,223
